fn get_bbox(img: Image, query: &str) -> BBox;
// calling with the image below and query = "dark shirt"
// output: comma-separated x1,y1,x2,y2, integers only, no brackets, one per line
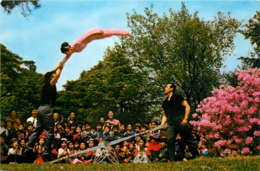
162,94,185,125
41,72,56,106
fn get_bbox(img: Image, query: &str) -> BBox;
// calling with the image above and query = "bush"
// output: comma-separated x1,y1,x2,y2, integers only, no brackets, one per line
190,68,260,156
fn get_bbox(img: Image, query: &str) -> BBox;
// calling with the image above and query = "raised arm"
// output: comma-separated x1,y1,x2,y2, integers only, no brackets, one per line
50,63,64,86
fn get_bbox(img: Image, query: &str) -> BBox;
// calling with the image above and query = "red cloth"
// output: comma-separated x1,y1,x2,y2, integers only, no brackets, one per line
148,139,161,151
39,132,46,139
35,154,44,163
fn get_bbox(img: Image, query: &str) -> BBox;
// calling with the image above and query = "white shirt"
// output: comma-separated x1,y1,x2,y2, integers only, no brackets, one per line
0,127,8,136
26,116,37,128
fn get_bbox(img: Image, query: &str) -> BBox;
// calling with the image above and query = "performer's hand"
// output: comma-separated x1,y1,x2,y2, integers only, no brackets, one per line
181,118,188,126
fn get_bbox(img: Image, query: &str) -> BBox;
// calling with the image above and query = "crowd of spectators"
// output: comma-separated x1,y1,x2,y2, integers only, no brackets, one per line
0,109,208,164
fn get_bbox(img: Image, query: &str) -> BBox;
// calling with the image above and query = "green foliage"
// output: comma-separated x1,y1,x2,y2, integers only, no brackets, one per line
125,3,241,110
1,0,40,17
238,11,260,69
0,44,43,122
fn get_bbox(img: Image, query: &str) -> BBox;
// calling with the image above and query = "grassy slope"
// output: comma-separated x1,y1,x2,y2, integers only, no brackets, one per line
1,156,259,170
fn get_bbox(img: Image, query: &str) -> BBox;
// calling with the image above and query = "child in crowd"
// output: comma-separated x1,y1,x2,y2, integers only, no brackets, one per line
7,139,22,163
100,126,113,141
73,126,84,142
25,124,34,141
34,138,45,163
74,141,80,151
155,138,168,162
124,124,135,137
119,124,126,137
134,139,151,163
86,139,95,162
73,142,88,164
17,124,26,141
58,140,70,163
67,141,76,163
0,137,9,163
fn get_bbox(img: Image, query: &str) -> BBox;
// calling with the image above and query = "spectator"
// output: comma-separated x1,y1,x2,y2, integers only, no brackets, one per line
86,139,95,162
0,120,8,139
26,124,34,141
0,137,9,163
155,138,168,162
7,139,22,163
105,111,121,128
73,126,84,142
6,110,21,125
64,126,73,142
134,139,151,163
100,126,113,141
68,141,76,163
112,125,120,140
34,138,45,163
57,140,69,163
124,124,135,137
99,117,105,126
53,113,62,126
16,124,26,141
6,121,15,146
119,124,126,137
26,109,38,128
67,112,79,127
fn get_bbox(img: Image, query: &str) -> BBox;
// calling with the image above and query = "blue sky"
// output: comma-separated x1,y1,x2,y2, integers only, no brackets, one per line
1,0,259,90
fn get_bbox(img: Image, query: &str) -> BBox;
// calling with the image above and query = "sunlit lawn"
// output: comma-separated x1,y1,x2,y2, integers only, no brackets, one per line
1,155,259,170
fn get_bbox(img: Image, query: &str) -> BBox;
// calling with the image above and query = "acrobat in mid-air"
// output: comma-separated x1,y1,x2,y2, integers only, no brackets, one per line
60,28,133,64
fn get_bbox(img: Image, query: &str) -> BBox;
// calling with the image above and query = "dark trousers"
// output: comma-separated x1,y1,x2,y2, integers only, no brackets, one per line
167,120,198,161
26,105,54,158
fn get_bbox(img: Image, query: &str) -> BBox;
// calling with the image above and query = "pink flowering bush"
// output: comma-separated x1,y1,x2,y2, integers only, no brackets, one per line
190,68,260,156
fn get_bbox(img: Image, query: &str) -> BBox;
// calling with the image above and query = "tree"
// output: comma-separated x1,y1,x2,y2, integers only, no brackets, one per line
124,3,241,111
238,11,260,68
1,44,43,122
1,0,40,17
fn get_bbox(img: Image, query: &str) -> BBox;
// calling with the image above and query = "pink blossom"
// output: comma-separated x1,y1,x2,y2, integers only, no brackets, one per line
192,113,198,119
240,100,248,108
257,146,260,150
214,132,219,139
235,139,243,144
224,149,231,154
231,150,238,155
245,137,254,145
254,131,260,136
241,147,250,155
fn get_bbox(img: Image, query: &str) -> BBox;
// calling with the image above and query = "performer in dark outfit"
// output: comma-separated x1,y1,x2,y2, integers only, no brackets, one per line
25,62,64,162
160,83,198,161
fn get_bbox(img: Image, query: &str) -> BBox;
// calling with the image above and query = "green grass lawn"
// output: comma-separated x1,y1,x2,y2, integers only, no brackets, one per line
1,155,259,170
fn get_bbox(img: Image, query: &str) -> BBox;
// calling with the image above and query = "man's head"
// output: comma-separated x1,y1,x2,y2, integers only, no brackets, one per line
108,111,114,119
53,113,59,121
11,110,16,118
32,109,37,118
70,112,76,120
164,83,176,94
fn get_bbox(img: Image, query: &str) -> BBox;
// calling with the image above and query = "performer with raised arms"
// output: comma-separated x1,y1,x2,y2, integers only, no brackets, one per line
60,28,133,64
25,62,64,162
